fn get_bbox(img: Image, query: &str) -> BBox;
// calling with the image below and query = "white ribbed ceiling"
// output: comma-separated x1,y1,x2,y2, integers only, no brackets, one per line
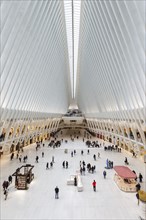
1,0,72,120
1,0,145,122
76,0,145,121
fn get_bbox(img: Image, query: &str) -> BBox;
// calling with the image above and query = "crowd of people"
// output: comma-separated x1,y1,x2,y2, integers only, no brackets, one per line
1,130,144,203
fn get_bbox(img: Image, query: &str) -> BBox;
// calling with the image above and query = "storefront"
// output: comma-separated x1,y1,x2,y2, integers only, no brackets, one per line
12,164,34,190
113,166,137,192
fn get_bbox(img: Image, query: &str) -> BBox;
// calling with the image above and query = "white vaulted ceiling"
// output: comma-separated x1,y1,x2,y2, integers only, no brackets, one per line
0,0,146,122
76,0,145,121
1,0,72,120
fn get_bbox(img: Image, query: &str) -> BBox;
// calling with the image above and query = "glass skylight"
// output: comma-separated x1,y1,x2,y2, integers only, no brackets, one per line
64,0,81,99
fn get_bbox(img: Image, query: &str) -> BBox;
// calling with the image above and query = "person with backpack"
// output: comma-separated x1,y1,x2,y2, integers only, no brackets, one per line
55,186,59,199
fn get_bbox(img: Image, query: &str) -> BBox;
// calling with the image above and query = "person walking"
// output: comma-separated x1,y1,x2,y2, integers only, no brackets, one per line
8,175,12,184
2,181,8,191
66,161,68,168
92,180,96,192
36,156,39,163
124,157,129,165
139,173,143,182
55,186,59,199
74,176,77,186
19,155,22,162
50,162,53,168
10,153,14,160
42,152,44,157
82,166,86,175
93,154,96,161
136,192,140,205
25,155,28,162
4,188,8,200
23,156,26,163
62,161,65,168
103,170,107,179
46,162,49,169
136,183,141,192
52,156,54,163
82,161,86,166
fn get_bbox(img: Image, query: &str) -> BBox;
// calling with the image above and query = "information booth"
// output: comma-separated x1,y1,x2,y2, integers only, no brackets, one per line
12,164,34,190
113,166,137,192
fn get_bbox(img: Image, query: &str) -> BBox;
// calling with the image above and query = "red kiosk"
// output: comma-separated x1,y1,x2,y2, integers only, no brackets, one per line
113,166,137,192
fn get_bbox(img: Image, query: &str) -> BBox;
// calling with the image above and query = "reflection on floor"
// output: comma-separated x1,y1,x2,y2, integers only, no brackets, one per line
0,133,145,220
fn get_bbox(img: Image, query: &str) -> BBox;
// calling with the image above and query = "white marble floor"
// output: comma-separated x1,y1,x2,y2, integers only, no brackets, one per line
0,134,145,220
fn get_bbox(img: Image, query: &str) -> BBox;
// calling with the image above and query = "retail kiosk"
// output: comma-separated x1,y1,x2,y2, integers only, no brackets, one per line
113,166,137,192
12,164,34,190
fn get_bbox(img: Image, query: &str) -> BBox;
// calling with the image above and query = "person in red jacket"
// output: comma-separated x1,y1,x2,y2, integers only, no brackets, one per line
92,180,96,192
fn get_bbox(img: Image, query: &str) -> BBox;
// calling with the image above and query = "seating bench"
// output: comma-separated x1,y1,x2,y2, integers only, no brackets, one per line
67,172,83,192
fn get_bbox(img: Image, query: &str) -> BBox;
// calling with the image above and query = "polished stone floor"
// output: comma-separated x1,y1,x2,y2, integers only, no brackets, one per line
0,131,145,220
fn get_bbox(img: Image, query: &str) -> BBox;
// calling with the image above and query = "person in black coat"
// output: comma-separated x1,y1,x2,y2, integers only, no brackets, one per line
139,173,143,182
74,176,77,186
136,183,141,192
124,157,129,165
46,162,49,169
66,161,68,169
55,186,59,199
8,175,12,184
62,161,65,168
